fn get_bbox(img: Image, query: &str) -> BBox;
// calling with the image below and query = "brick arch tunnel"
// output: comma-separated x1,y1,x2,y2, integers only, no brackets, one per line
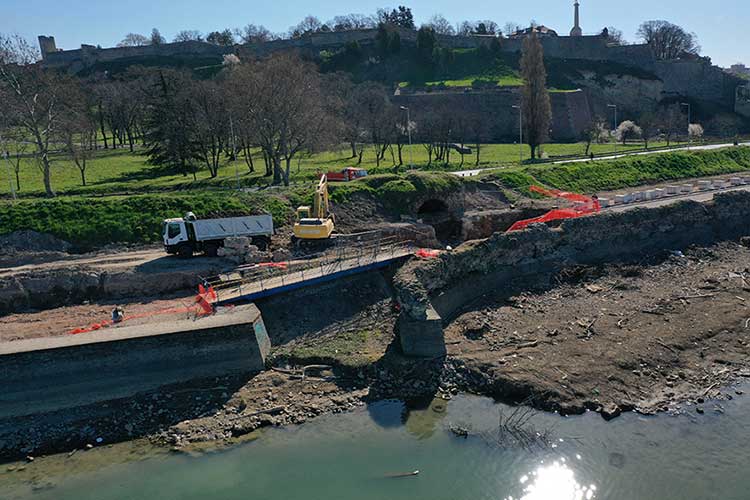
417,199,461,244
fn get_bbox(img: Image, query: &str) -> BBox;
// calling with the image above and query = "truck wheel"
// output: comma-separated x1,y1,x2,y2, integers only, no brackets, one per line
204,243,219,258
252,236,270,251
177,245,193,259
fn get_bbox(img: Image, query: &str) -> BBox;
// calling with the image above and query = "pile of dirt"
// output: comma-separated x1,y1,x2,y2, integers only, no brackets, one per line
0,231,71,253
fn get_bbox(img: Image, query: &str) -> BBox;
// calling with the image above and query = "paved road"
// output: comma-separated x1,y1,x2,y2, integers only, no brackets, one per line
451,142,750,178
605,184,750,213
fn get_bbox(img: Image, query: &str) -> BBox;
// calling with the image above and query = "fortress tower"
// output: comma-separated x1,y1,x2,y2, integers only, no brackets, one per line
570,1,583,37
37,36,58,61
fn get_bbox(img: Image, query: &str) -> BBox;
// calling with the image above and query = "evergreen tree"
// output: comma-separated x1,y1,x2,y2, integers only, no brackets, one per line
520,31,551,159
143,72,200,179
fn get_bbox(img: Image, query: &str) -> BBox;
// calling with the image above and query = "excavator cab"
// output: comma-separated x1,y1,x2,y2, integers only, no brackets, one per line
293,175,335,242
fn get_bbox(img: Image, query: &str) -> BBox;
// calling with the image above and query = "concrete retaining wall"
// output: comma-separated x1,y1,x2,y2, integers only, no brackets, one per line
395,191,750,356
0,304,269,419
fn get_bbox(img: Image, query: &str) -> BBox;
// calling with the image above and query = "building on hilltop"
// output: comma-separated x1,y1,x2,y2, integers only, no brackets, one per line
507,25,559,39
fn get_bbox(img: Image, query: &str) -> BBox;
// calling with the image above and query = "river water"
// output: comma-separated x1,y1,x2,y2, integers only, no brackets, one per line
4,391,750,500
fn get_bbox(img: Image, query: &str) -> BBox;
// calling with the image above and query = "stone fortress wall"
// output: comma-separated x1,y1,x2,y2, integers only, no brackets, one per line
39,24,744,120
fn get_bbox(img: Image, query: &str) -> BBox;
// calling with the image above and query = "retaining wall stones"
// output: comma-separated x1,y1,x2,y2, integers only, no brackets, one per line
395,191,750,356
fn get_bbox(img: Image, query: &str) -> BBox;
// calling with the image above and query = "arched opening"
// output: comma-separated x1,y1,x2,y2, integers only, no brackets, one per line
417,199,460,243
418,199,449,215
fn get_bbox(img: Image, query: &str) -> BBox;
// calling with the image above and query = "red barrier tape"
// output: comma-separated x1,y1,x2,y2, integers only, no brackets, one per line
69,286,218,335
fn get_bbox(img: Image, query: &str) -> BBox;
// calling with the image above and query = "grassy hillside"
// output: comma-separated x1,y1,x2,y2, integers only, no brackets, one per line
487,147,750,194
1,141,685,198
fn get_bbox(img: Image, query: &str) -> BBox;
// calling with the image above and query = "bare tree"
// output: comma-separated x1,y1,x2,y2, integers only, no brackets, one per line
638,111,660,149
228,53,333,185
660,103,682,146
191,80,229,178
329,14,377,31
64,91,97,186
118,33,149,47
637,20,700,60
1,34,78,196
426,15,455,36
234,24,275,44
289,15,324,38
0,128,27,192
520,31,551,159
173,30,203,43
603,26,626,45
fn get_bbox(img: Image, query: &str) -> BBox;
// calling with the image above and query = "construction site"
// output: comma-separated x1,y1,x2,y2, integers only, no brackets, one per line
2,162,750,461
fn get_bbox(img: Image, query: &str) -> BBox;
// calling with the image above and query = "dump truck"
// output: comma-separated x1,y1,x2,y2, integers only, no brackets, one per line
163,212,274,258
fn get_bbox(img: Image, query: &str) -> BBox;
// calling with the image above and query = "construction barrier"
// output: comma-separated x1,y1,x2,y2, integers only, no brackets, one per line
507,185,601,232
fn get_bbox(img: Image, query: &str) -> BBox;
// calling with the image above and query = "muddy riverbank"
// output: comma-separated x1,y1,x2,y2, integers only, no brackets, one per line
4,240,750,460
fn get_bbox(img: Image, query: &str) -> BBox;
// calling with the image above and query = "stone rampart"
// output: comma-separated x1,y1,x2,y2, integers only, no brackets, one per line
395,191,750,356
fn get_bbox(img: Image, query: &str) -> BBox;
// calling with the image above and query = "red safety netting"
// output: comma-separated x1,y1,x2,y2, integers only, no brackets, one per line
415,248,440,259
69,286,218,335
507,185,600,232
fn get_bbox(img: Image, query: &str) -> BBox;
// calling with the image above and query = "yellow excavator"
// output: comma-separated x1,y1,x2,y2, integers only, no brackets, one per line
292,174,335,244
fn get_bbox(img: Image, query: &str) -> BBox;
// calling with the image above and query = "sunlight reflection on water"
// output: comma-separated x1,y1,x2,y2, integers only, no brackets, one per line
507,460,597,500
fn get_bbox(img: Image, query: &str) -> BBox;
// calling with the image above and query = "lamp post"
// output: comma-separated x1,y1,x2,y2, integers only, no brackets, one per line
607,104,617,152
399,106,414,170
681,102,691,150
512,104,523,164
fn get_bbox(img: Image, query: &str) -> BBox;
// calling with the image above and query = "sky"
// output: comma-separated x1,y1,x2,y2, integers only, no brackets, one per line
3,0,748,67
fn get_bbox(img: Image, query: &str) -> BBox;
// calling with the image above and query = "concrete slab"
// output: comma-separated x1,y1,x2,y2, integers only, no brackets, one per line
0,305,270,418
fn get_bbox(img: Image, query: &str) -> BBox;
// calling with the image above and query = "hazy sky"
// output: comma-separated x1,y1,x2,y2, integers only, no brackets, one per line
4,0,748,67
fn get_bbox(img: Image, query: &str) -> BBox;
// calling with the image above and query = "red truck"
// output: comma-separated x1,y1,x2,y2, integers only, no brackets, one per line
326,167,368,182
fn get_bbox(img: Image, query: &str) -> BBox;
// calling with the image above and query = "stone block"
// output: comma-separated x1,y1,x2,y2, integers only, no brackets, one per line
398,305,446,357
698,181,712,191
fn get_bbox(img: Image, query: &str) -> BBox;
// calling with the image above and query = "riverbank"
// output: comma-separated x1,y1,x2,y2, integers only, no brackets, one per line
3,239,750,459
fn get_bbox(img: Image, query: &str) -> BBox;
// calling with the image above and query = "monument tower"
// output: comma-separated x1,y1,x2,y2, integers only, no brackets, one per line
570,1,583,36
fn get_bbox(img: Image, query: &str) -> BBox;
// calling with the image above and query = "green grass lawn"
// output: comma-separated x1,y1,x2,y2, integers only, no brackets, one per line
0,141,691,198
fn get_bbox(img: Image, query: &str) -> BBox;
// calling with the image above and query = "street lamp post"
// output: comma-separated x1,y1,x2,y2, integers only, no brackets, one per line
681,102,691,150
399,106,414,170
512,104,523,164
607,104,618,151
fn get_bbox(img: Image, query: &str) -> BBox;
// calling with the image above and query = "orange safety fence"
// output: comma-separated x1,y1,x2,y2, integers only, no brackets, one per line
415,248,440,259
507,185,600,232
69,286,218,335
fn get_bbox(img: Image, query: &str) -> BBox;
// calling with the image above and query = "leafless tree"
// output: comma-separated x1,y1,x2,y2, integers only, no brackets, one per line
234,24,275,44
1,34,79,196
604,26,626,46
289,15,324,38
638,111,660,149
426,14,455,36
63,90,97,186
173,30,203,43
117,33,149,47
192,80,229,178
637,20,700,60
660,103,682,146
329,14,377,31
227,53,334,185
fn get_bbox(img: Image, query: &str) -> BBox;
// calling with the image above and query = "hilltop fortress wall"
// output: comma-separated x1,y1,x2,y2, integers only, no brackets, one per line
40,26,742,114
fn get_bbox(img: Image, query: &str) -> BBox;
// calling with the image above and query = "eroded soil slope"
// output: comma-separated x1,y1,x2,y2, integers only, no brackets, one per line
445,241,750,417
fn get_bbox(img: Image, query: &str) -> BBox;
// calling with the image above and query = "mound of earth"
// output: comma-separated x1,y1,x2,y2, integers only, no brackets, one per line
0,231,72,253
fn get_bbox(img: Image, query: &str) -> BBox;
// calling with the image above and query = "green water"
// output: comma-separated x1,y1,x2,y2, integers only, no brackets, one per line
5,392,750,500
